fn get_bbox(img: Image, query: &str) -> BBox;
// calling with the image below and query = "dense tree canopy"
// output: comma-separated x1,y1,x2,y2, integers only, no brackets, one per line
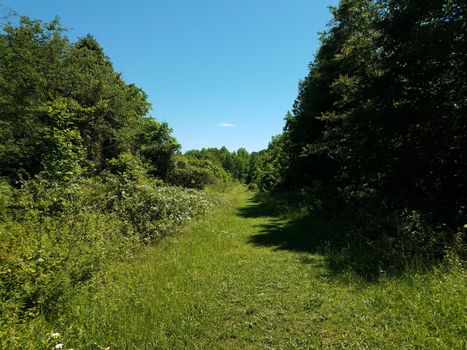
246,0,466,266
185,146,252,182
258,0,466,223
0,17,176,182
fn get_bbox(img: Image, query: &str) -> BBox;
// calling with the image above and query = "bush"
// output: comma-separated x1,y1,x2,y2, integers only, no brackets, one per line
0,178,132,322
327,208,455,278
106,152,149,181
0,175,218,346
167,155,230,189
100,174,214,241
249,190,463,279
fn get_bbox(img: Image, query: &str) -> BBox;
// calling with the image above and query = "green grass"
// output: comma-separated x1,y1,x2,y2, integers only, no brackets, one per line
52,185,466,349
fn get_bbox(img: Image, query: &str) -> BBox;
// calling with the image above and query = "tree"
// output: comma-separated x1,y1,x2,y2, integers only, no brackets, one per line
232,147,250,181
372,0,467,223
248,135,286,191
130,117,179,179
0,17,172,182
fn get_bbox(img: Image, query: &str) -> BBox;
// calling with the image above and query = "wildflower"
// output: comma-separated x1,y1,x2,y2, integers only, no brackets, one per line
55,344,64,349
51,332,60,338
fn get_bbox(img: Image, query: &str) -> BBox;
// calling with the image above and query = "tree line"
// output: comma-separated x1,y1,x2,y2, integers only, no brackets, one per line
247,0,466,271
0,17,182,183
0,16,259,189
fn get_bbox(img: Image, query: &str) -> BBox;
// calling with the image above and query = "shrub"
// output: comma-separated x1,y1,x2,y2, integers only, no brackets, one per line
106,152,149,181
100,174,214,241
167,155,230,189
0,174,218,345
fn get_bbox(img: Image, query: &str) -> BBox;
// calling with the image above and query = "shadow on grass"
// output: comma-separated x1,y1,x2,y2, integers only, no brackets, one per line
238,193,345,255
237,192,435,281
236,195,279,218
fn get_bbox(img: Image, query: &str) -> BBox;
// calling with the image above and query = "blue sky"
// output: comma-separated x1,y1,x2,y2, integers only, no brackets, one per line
2,0,337,152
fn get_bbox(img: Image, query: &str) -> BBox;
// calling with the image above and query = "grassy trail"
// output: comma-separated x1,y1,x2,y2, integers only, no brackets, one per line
62,185,466,349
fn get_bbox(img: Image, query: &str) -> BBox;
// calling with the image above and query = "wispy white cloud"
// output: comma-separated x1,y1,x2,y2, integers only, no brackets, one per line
218,122,235,128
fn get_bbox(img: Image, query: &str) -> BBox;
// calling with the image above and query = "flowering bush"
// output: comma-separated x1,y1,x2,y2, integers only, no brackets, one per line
100,175,215,241
0,175,220,348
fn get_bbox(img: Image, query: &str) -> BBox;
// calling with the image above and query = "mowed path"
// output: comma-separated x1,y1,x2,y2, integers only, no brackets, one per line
64,186,465,349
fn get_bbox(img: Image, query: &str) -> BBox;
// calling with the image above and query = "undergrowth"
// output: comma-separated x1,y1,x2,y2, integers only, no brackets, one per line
43,187,467,349
0,175,222,348
246,190,466,279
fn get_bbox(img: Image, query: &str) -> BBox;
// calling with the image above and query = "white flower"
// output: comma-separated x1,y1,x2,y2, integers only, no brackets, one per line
55,344,64,349
51,332,60,338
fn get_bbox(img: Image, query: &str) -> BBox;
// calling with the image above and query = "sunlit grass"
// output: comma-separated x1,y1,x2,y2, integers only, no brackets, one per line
56,185,465,349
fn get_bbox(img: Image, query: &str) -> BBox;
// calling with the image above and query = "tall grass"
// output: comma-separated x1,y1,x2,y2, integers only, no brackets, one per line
0,175,219,349
42,186,467,349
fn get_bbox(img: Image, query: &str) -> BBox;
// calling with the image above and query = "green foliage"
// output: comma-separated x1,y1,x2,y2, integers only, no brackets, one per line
167,155,230,189
0,175,217,347
100,174,214,241
0,17,164,181
267,0,466,268
185,146,251,182
43,187,466,350
231,147,250,181
37,98,85,181
0,177,136,346
247,134,286,191
128,117,180,179
106,152,149,181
